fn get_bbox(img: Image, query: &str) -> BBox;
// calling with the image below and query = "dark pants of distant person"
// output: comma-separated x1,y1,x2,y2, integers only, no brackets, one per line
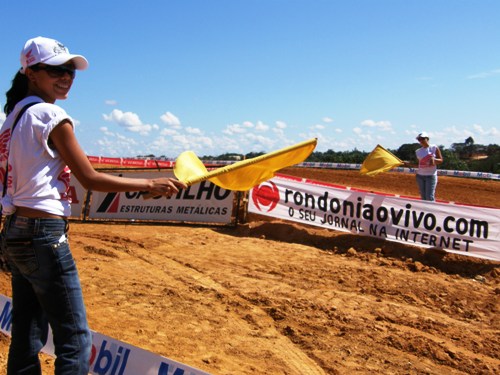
416,174,437,201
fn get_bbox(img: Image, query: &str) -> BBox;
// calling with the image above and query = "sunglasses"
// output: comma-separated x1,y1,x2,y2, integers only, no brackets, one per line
30,64,76,79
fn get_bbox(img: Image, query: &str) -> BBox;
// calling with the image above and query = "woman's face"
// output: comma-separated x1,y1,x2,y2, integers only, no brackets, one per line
417,137,429,147
26,62,76,103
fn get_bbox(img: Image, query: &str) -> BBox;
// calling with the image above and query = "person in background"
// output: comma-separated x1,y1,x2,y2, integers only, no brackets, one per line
408,131,443,201
0,36,186,374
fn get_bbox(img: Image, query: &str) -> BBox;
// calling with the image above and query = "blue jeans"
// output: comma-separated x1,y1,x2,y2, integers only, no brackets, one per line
416,174,437,201
2,215,91,375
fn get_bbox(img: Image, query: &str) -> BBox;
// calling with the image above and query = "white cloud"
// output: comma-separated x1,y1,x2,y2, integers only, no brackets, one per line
171,134,214,152
100,126,114,136
471,124,499,137
95,133,139,157
105,99,118,106
223,121,270,135
416,76,433,81
271,122,289,138
185,126,203,135
245,133,275,150
273,127,285,137
242,121,254,128
322,117,333,123
311,124,325,130
423,124,500,147
160,112,181,128
351,127,373,142
149,133,217,156
0,112,6,126
160,128,178,136
255,121,269,132
103,109,154,135
467,69,500,79
214,136,241,153
361,119,393,131
275,121,287,129
223,123,248,135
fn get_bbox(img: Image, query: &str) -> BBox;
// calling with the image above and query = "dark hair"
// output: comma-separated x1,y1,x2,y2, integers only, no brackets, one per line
4,71,29,115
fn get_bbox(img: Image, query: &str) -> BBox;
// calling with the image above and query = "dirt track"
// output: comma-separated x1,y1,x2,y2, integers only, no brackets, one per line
1,169,499,374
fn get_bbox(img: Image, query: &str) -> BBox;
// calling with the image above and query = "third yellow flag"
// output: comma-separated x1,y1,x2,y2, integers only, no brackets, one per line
360,144,403,177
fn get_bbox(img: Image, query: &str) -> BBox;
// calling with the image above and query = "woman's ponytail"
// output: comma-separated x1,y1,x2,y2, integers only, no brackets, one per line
4,71,29,115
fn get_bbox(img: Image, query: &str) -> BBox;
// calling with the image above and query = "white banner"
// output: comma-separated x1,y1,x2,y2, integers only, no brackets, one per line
248,175,500,261
0,294,210,375
87,172,234,224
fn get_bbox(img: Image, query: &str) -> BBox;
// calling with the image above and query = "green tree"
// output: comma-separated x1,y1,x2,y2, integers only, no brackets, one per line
465,136,475,157
394,143,419,162
441,149,468,171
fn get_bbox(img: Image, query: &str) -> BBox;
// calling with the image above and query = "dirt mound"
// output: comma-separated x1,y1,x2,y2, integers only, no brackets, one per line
233,220,499,278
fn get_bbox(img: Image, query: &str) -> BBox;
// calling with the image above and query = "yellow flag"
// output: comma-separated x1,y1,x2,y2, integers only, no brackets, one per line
174,138,317,191
360,144,403,177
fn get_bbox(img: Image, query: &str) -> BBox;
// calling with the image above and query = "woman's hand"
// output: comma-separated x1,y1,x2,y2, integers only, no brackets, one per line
147,178,187,198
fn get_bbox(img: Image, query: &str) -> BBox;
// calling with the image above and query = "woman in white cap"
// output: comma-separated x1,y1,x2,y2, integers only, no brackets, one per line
0,37,186,374
414,131,443,201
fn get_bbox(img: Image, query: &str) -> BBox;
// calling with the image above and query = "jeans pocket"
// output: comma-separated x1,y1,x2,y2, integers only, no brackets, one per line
5,237,38,275
43,234,76,273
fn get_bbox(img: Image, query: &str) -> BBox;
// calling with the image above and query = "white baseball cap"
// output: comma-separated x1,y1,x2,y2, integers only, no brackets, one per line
20,36,88,74
416,131,429,140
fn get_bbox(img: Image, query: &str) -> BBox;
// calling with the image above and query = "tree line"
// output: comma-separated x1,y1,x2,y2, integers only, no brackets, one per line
205,137,500,174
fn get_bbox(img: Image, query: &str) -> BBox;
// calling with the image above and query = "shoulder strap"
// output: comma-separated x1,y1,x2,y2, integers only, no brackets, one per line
10,102,38,134
2,102,38,198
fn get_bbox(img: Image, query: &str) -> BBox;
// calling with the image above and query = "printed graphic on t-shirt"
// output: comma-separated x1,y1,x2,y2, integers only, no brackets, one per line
0,129,11,162
0,166,7,190
418,153,434,169
0,129,12,191
58,166,72,201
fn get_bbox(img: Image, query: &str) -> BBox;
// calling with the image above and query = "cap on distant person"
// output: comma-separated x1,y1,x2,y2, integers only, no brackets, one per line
20,36,88,74
416,131,429,140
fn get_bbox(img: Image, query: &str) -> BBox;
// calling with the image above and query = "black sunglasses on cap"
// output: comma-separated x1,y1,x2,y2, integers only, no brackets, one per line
30,64,76,79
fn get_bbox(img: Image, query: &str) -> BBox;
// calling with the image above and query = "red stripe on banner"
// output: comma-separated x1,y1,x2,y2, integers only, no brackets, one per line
100,157,122,165
122,159,147,167
275,173,303,182
155,160,174,168
303,179,351,190
87,156,101,163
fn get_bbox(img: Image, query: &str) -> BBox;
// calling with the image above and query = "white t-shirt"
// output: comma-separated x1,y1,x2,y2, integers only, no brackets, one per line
0,96,74,217
415,145,439,176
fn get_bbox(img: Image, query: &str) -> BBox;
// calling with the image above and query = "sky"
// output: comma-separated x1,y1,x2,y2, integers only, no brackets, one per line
1,0,499,158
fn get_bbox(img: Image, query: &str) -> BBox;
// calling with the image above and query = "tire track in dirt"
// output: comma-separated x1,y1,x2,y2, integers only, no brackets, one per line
144,236,327,375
